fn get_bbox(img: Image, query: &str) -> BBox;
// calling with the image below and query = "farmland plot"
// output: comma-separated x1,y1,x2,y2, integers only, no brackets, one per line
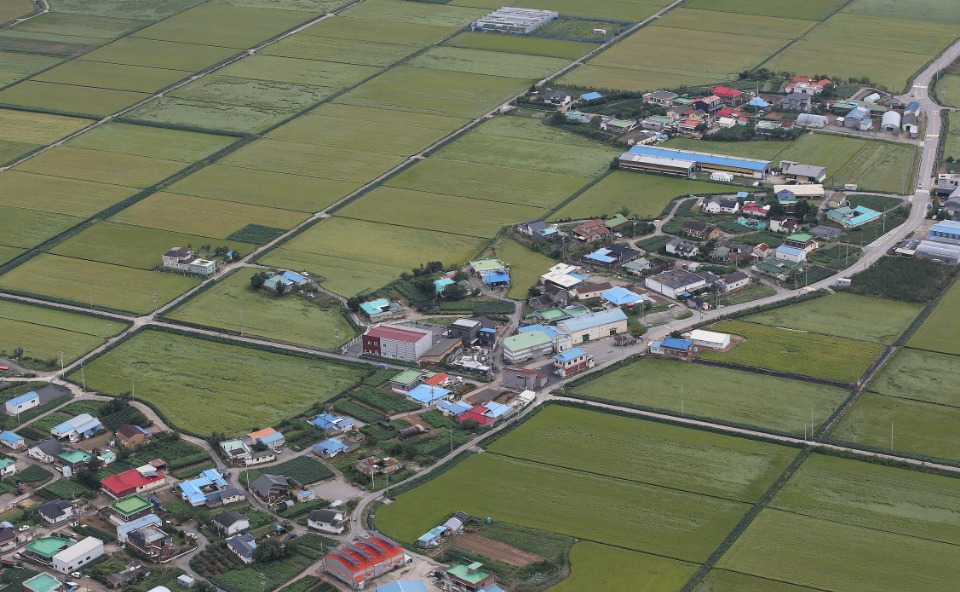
0,109,89,145
221,139,404,183
514,0,666,21
0,82,149,117
73,330,366,435
0,12,142,42
694,570,819,592
299,15,457,47
0,172,135,218
438,133,615,177
0,0,33,22
49,0,204,20
445,32,594,60
131,3,315,49
868,348,960,408
701,320,883,384
568,357,848,434
552,542,696,592
31,61,187,93
682,0,844,20
264,35,417,66
167,269,356,349
908,279,960,355
218,56,378,88
0,300,126,366
65,123,236,162
0,206,81,249
17,147,185,188
492,238,557,300
341,0,485,27
267,113,457,157
0,51,61,86
78,38,236,72
409,47,569,79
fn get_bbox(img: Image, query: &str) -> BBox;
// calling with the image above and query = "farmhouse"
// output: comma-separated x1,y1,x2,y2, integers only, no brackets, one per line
775,245,806,263
694,95,722,112
313,438,350,458
643,90,677,105
245,427,285,450
123,517,173,560
601,286,646,307
783,233,818,252
362,325,432,362
447,318,496,348
311,412,356,435
308,509,346,534
516,220,557,241
227,533,257,565
844,105,873,130
360,299,404,322
117,514,161,544
540,263,585,289
0,430,24,450
574,282,612,300
571,219,610,242
770,216,800,233
681,220,720,240
687,329,731,350
754,259,802,281
470,258,510,288
101,466,166,499
405,384,450,406
782,92,812,112
825,205,882,228
323,533,405,590
584,247,618,266
38,500,77,526
250,474,288,503
557,308,627,344
178,468,230,506
50,414,103,442
162,247,216,276
105,494,154,524
443,563,498,592
116,424,150,448
213,511,250,536
220,438,274,467
553,348,594,377
600,118,638,134
703,196,740,214
645,268,707,299
780,161,826,184
541,90,571,108
4,391,39,415
713,86,744,105
649,337,695,360
28,438,64,464
501,367,548,392
719,271,751,292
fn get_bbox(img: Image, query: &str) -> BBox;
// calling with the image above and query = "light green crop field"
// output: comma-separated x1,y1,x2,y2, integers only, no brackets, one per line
17,146,185,188
0,0,34,22
165,165,356,213
409,46,569,80
663,138,791,160
259,217,487,297
50,0,203,21
220,0,348,12
49,222,245,270
167,269,356,349
514,0,666,21
341,0,484,27
489,406,797,503
475,115,606,148
376,453,749,563
32,61,186,93
653,8,815,39
387,157,589,210
0,109,89,144
0,299,126,366
742,292,921,345
0,171,135,218
445,32,594,60
218,55,377,88
553,171,739,220
264,35,416,66
73,330,366,435
552,542,696,592
0,12,142,40
267,113,455,157
568,357,848,435
335,66,526,119
0,246,24,266
111,192,305,240
221,138,404,183
702,320,883,384
694,570,819,592
0,140,39,166
567,24,789,92
313,102,466,131
65,123,236,162
0,81,149,116
300,15,456,47
0,51,61,86
868,348,960,408
438,133,615,177
936,74,960,109
79,38,236,72
843,0,960,25
682,0,844,20
772,453,960,545
832,393,960,463
492,237,557,300
335,186,545,239
909,279,960,356
0,254,199,313
131,80,333,134
0,206,81,249
719,509,960,592
132,3,314,49
830,139,918,193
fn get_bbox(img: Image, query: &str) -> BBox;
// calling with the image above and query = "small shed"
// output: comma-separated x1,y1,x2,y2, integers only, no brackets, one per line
687,329,731,350
416,526,446,549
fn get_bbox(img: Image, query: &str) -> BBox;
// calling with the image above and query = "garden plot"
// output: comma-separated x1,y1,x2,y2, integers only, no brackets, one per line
0,254,200,313
701,320,883,384
335,186,545,238
491,237,557,300
164,165,357,213
167,268,356,350
72,330,366,435
568,357,848,435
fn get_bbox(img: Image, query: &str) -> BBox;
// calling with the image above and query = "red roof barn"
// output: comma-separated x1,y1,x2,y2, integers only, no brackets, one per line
322,533,405,589
101,467,166,499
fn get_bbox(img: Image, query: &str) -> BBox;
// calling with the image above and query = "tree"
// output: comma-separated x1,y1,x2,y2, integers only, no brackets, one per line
346,296,362,312
453,270,468,282
250,272,267,290
275,282,286,297
252,537,289,563
442,284,468,300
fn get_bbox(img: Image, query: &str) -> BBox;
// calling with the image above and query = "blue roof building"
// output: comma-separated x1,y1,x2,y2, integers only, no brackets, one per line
178,469,229,506
4,391,39,414
480,270,510,285
601,286,644,306
483,401,513,418
117,514,162,543
585,248,617,264
826,205,882,228
930,220,960,242
437,399,473,417
313,439,349,457
416,526,446,549
554,348,587,363
434,277,455,294
0,431,24,449
360,298,390,316
378,581,431,592
311,412,355,433
406,384,451,405
263,275,294,292
557,308,628,336
580,91,602,101
627,145,771,177
775,245,806,262
661,337,694,350
51,414,103,441
227,533,257,564
748,96,770,108
280,270,305,284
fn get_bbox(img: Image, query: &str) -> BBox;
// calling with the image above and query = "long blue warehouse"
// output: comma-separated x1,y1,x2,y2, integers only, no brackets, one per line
621,145,771,178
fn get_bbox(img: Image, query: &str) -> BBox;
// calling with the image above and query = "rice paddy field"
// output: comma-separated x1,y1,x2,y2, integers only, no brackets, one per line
867,348,960,409
568,357,849,435
166,269,356,349
0,172,135,218
0,254,201,313
741,292,922,345
908,279,960,356
938,74,960,109
552,542,696,592
491,238,557,300
0,0,34,22
0,109,90,165
701,320,884,384
377,405,795,568
340,0,484,28
445,32,594,60
0,300,126,367
408,46,569,79
553,171,740,221
72,329,366,435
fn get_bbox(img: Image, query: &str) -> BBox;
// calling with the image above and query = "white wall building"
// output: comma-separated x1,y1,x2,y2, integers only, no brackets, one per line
162,247,217,276
52,537,104,574
686,329,731,350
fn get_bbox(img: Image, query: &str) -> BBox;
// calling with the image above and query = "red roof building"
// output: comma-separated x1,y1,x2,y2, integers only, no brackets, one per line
362,325,432,363
716,107,741,118
713,85,744,104
322,533,405,589
101,467,166,499
422,373,448,387
571,219,610,242
459,406,495,426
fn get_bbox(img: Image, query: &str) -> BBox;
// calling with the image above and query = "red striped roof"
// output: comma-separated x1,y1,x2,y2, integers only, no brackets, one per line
365,326,428,344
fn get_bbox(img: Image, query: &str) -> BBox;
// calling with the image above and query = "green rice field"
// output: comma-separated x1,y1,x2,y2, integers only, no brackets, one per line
514,0,667,21
72,329,366,435
0,109,89,146
0,82,149,117
568,357,849,434
341,0,484,28
130,3,314,49
492,237,556,300
263,35,416,66
832,393,960,463
0,0,34,22
0,171,135,218
49,0,204,21
409,46,568,79
552,542,696,592
221,139,404,183
65,123,236,162
166,268,356,349
741,292,922,345
702,320,884,384
0,254,200,314
438,131,615,177
553,171,740,220
0,300,126,367
445,32,594,59
78,38,236,71
299,14,457,47
694,570,819,592
0,206,81,249
908,279,960,355
31,61,187,93
867,348,960,408
17,146,185,188
682,0,844,20
937,74,960,109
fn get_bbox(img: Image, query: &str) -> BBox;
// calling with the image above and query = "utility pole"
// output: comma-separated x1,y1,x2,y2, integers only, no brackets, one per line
152,292,158,315
240,308,244,337
81,363,85,391
59,351,64,374
891,421,894,450
679,384,684,415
